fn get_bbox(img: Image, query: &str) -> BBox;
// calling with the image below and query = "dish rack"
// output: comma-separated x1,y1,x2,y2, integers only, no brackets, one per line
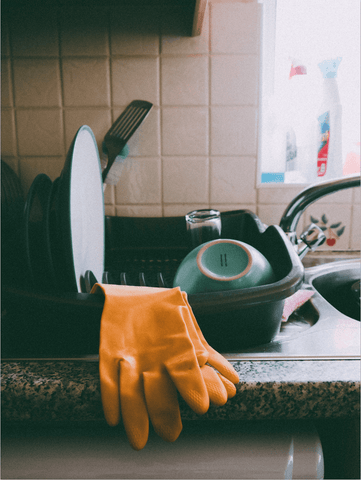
2,210,304,357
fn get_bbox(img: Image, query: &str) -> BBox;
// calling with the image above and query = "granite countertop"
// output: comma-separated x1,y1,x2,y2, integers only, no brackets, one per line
1,359,359,423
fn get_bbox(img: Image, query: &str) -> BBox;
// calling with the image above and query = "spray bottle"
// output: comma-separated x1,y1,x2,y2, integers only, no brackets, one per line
283,59,316,183
316,57,343,180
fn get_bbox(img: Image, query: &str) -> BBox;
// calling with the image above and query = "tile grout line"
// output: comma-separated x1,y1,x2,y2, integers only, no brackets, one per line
6,19,20,173
158,11,164,217
106,6,116,210
208,2,212,209
57,7,67,161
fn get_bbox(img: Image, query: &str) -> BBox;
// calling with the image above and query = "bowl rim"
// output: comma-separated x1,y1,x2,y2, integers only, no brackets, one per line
196,239,253,281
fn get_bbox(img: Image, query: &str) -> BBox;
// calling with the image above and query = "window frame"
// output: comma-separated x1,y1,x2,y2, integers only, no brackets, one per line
256,0,360,188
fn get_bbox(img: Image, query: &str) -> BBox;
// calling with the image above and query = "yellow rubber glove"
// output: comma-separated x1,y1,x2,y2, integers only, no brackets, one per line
92,284,209,450
97,285,239,405
180,292,239,400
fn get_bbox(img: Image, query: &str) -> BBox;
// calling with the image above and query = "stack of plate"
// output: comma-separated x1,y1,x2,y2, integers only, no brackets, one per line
1,161,26,287
23,126,105,293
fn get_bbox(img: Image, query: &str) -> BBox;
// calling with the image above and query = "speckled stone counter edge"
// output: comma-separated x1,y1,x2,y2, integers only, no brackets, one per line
1,360,360,423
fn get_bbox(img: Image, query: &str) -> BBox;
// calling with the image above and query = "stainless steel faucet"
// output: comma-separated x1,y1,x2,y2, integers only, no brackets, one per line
280,173,361,259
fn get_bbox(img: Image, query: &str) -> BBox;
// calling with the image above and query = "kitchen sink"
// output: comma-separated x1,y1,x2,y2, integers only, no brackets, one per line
308,259,360,321
224,258,360,361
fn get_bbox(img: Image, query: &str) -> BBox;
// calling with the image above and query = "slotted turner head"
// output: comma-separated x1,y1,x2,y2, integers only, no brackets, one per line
102,100,153,182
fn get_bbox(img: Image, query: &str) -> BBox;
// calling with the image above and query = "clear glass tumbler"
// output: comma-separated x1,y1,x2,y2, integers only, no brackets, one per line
185,209,222,250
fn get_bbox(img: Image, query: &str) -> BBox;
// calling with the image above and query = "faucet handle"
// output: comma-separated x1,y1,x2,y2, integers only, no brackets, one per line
297,223,326,260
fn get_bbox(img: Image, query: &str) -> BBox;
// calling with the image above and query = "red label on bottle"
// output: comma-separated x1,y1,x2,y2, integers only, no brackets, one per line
317,112,330,177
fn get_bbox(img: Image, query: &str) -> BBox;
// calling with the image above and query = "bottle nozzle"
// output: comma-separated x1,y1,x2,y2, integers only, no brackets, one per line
318,57,342,78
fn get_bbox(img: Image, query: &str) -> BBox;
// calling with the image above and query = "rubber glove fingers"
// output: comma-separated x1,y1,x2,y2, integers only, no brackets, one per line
98,355,121,427
200,365,228,406
176,307,229,406
217,372,237,399
181,292,239,386
178,300,238,401
115,359,150,451
206,348,239,385
143,370,182,443
164,353,209,416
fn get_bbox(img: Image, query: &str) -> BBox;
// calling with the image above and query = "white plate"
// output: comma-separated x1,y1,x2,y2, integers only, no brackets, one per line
58,126,104,292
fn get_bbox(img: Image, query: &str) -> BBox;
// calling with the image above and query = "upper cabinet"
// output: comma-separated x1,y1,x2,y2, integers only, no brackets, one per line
2,0,209,37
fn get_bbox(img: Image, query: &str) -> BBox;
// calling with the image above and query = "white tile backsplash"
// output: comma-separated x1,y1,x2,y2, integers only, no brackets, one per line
111,57,160,106
1,1,358,250
258,185,305,205
210,2,261,54
162,156,209,204
211,106,258,155
161,55,209,106
1,57,12,107
115,157,161,204
210,156,256,204
350,204,361,250
161,107,209,155
115,205,163,217
211,55,259,106
62,58,111,107
353,187,361,204
1,109,16,156
1,21,10,57
13,58,62,107
16,109,64,156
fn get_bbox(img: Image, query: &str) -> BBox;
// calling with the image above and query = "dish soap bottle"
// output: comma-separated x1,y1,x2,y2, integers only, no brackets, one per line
316,57,343,180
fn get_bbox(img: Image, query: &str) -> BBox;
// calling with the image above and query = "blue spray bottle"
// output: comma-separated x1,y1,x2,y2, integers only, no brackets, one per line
316,57,343,181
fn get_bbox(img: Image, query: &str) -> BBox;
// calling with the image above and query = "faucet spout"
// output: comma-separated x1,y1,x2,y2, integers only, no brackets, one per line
280,174,361,243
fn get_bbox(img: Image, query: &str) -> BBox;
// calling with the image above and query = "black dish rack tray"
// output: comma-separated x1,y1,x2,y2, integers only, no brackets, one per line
2,210,304,357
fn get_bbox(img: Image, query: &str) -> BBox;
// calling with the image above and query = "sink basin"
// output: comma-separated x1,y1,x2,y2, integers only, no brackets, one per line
308,260,360,321
224,258,360,361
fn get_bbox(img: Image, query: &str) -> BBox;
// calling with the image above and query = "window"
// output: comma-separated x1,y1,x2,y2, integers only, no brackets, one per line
258,0,360,184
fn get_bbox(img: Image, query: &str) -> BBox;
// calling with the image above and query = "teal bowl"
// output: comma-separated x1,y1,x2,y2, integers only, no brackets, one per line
173,239,276,295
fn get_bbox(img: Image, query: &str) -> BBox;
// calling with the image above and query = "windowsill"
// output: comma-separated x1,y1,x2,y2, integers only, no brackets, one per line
257,182,309,188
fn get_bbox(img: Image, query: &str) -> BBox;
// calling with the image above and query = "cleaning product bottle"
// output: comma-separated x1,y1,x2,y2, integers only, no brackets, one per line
283,59,316,183
316,57,343,180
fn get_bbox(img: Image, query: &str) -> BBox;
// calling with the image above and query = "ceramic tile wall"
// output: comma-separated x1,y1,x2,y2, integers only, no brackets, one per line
1,0,360,250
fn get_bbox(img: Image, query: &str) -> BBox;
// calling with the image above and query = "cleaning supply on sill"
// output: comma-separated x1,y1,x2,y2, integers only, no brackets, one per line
316,57,343,181
91,284,239,450
283,59,317,184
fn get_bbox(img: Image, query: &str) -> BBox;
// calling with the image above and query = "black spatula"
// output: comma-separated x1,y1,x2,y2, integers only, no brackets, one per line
102,100,153,183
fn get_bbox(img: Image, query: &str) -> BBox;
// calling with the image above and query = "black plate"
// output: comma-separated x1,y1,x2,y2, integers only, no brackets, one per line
45,176,62,290
24,174,54,291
